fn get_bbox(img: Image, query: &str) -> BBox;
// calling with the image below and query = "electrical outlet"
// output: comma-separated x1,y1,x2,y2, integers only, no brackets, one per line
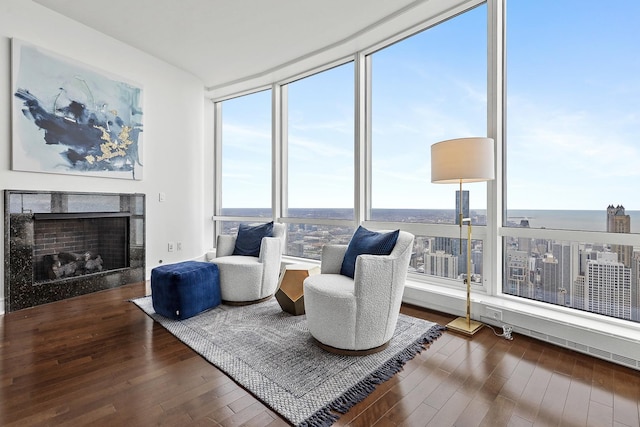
485,307,503,321
177,242,182,251
168,242,175,252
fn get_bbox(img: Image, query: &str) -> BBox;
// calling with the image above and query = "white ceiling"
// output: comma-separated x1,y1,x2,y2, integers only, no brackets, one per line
33,0,433,94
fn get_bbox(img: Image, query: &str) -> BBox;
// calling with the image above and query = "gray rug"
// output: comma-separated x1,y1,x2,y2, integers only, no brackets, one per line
132,296,444,426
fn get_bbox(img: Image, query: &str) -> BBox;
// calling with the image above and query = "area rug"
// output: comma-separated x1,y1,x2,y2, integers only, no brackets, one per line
132,296,444,426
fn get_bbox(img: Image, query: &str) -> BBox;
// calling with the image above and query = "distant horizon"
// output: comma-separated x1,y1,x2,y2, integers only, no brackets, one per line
220,207,640,233
220,207,640,212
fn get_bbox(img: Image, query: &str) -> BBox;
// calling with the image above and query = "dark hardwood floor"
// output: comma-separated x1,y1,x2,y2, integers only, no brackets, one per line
1,282,639,427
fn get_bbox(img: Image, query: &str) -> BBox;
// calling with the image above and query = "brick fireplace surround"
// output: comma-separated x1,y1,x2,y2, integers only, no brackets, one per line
4,190,145,312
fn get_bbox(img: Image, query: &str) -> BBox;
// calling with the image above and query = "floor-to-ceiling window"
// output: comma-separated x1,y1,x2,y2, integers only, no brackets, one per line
216,89,272,234
504,0,640,322
283,63,355,259
212,0,640,343
368,4,488,282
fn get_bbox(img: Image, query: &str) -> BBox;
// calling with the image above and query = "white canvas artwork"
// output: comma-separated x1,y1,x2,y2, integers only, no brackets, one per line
12,39,144,180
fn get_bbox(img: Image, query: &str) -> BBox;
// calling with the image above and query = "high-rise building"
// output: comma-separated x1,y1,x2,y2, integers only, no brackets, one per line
633,253,640,322
506,249,532,298
455,190,469,225
542,254,559,304
573,275,585,310
450,190,470,275
607,204,632,268
424,250,458,279
585,252,632,320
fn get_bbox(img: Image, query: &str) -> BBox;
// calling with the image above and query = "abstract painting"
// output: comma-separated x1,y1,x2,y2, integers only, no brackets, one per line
12,39,143,180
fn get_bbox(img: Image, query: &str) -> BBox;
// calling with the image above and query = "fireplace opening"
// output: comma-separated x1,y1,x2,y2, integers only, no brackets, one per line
33,213,130,283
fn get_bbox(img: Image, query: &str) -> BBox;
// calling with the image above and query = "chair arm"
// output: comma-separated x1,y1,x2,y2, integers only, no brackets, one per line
320,245,348,274
258,236,282,263
258,236,283,295
353,254,396,298
215,234,236,257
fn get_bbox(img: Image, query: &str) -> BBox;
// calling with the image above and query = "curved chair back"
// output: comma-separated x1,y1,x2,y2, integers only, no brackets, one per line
353,230,414,348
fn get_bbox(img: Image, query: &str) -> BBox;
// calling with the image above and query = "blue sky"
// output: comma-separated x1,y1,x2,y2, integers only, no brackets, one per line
221,1,640,212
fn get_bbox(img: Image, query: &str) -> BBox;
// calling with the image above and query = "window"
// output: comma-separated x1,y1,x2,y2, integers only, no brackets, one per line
285,223,353,260
219,89,272,218
368,4,488,282
285,63,354,221
282,63,355,258
505,0,640,322
369,5,487,224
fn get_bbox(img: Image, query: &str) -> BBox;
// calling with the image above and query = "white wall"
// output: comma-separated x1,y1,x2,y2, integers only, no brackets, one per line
0,0,213,313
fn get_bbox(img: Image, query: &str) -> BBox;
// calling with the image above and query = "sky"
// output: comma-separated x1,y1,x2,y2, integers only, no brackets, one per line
220,0,640,212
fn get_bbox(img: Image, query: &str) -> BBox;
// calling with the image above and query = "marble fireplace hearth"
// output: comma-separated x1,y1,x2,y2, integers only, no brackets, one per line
4,190,145,312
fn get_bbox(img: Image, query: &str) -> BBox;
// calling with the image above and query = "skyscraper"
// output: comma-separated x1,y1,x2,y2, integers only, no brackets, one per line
586,252,632,320
607,204,632,268
455,190,469,225
424,250,459,279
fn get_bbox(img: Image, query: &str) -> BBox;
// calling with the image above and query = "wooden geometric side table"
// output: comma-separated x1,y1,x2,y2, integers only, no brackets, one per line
275,263,320,315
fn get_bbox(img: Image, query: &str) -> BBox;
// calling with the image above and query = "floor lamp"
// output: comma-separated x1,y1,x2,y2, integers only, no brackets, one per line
431,137,495,336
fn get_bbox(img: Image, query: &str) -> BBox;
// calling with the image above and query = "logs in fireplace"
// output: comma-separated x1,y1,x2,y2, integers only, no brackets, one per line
44,252,104,279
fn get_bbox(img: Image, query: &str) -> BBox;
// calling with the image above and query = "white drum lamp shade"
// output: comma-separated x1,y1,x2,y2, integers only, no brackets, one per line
431,137,495,184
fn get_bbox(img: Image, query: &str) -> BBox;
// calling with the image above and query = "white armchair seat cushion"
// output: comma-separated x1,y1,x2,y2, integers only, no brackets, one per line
304,273,357,350
210,255,264,302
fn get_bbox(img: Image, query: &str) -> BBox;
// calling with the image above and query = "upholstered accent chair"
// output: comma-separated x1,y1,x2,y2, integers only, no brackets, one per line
207,222,286,305
303,228,415,354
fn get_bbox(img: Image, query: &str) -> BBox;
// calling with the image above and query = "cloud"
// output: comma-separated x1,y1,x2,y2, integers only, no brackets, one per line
507,94,640,209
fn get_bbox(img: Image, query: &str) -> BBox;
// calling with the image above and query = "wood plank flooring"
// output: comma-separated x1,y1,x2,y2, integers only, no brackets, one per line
1,282,639,426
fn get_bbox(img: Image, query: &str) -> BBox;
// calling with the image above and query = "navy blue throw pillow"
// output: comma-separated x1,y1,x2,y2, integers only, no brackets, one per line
340,226,400,279
232,222,274,257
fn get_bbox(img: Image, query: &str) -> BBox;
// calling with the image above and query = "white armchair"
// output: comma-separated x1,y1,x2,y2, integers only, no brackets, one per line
207,222,285,305
303,229,414,354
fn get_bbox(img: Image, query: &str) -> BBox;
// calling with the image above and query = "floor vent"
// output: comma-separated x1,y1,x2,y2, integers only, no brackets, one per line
569,341,589,353
530,330,547,341
588,347,611,360
522,330,639,371
548,335,566,346
611,353,638,369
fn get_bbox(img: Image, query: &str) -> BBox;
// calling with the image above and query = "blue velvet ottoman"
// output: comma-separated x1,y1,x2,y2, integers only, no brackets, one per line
151,261,221,320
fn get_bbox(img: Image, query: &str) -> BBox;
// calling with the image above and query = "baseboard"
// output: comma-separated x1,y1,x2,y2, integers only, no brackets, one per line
403,282,640,371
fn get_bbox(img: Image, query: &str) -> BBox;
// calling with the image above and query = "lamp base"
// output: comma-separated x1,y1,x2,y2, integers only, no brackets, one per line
446,317,483,336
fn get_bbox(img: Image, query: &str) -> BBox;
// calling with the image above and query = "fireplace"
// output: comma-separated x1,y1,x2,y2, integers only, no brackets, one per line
4,190,145,312
33,213,130,282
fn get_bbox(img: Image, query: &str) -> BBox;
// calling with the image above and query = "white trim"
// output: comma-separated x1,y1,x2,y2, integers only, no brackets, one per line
213,101,223,239
354,52,367,228
272,84,283,222
487,0,504,298
280,84,289,218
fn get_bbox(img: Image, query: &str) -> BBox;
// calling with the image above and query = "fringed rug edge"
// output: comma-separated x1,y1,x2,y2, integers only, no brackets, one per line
299,324,446,427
